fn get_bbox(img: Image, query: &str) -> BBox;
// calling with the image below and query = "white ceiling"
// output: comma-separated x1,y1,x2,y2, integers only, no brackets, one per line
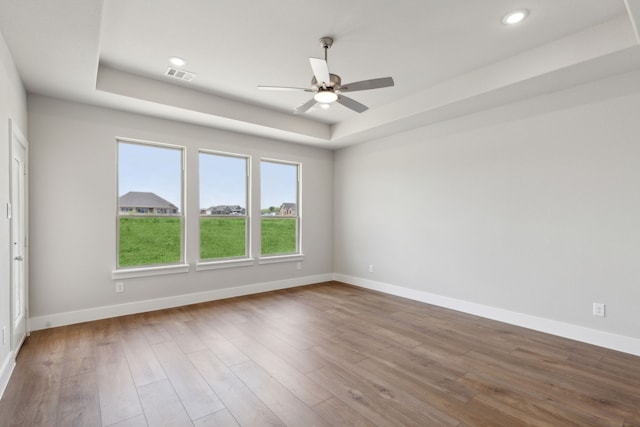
1,0,640,148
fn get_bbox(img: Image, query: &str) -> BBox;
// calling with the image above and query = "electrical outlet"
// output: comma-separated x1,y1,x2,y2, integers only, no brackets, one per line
2,326,6,345
296,262,302,270
593,302,605,317
115,282,125,293
368,264,374,273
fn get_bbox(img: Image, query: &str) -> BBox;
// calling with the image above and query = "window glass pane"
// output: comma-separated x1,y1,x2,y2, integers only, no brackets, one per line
199,152,248,260
118,141,183,267
261,161,299,255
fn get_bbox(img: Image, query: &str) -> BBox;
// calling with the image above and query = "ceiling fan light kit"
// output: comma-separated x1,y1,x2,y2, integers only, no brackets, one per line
258,36,394,114
314,91,338,103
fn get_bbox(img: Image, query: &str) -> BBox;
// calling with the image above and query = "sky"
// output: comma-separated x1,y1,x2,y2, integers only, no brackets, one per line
119,142,182,207
260,160,298,209
200,152,246,208
118,142,297,210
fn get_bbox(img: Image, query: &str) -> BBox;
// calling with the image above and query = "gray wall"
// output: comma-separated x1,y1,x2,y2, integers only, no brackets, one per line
12,47,640,360
27,95,333,322
334,71,640,341
0,30,27,390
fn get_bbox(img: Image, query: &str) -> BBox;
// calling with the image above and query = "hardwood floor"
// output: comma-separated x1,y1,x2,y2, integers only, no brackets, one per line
1,281,639,426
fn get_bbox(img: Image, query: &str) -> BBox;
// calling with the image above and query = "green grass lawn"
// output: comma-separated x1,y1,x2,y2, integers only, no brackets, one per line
200,217,246,259
119,217,182,267
119,216,297,267
261,218,297,255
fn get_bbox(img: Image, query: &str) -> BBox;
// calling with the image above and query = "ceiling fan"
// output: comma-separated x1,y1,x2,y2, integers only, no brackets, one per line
258,37,394,114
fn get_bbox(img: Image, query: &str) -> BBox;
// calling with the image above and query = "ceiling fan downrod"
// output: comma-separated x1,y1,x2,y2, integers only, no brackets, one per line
319,37,333,62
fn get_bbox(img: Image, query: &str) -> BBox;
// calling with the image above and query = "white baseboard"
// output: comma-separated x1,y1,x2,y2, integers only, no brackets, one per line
0,352,16,400
27,272,640,357
334,274,640,357
29,274,333,331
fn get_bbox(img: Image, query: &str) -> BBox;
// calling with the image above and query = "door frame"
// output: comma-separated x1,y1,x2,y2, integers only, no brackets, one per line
9,119,28,354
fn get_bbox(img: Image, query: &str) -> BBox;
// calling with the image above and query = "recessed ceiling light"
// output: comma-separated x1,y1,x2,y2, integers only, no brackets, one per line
503,9,528,25
169,56,186,67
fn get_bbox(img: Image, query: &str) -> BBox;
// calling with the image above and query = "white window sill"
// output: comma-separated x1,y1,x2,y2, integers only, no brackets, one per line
258,254,304,265
112,263,190,280
196,258,255,271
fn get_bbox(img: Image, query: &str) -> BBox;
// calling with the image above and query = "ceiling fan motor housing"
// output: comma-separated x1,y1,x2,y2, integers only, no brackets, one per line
312,73,341,91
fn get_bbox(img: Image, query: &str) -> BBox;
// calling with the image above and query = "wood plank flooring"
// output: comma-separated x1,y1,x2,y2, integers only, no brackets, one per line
1,281,639,426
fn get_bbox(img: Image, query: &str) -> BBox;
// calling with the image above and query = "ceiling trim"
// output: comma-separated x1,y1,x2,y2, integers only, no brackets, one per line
94,14,640,149
96,64,331,145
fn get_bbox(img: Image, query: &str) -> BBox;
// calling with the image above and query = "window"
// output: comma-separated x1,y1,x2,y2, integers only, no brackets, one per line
199,151,250,261
117,140,184,269
260,160,301,256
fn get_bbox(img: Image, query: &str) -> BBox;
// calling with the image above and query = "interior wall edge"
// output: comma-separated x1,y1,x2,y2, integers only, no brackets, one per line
0,352,16,400
334,273,640,357
28,273,333,332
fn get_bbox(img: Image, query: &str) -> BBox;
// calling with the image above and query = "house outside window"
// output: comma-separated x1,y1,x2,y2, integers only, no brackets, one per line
279,203,297,216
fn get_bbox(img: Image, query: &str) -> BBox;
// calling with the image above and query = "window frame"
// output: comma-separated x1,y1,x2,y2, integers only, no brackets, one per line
197,149,253,270
113,137,188,278
259,158,303,264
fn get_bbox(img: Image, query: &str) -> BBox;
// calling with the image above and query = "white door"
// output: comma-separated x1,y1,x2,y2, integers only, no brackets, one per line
10,120,28,353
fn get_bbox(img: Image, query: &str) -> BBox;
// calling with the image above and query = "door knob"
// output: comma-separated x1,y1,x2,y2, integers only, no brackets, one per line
14,256,23,261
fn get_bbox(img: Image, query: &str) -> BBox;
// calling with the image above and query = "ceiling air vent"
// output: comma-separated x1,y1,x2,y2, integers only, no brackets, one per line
165,67,196,82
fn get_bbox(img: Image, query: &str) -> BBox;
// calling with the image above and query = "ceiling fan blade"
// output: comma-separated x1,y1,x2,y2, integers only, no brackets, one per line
337,95,368,113
258,86,312,92
294,97,317,114
340,77,394,92
309,57,331,86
